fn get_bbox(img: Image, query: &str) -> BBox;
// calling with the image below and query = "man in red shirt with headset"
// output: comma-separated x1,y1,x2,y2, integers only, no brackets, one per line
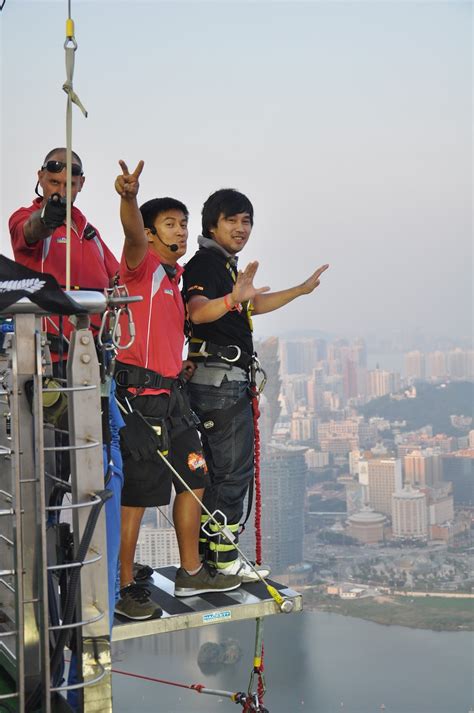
9,147,118,353
113,160,242,620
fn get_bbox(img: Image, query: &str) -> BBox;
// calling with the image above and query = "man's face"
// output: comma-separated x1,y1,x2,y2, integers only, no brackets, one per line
37,152,85,203
153,210,189,260
210,212,252,255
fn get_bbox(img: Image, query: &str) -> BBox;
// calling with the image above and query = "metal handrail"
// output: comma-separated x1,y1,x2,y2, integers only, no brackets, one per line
45,493,103,512
0,630,17,638
48,607,104,631
50,660,106,692
0,691,19,701
47,553,102,571
0,291,107,316
44,439,100,452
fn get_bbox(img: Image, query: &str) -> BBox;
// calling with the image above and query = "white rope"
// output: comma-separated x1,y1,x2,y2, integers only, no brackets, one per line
62,2,87,290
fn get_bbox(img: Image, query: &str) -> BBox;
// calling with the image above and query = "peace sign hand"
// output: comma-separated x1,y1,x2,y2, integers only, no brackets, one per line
115,159,144,199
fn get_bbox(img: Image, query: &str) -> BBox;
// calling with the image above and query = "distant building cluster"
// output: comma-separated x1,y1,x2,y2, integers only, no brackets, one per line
139,335,473,577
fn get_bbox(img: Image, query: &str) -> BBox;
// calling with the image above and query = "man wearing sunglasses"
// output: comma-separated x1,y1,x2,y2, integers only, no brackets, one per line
8,149,123,657
9,148,118,311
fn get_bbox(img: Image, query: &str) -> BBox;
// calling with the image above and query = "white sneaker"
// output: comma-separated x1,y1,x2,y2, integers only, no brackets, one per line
220,557,271,583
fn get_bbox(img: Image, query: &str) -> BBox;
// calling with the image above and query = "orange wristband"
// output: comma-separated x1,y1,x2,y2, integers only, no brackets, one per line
223,293,235,311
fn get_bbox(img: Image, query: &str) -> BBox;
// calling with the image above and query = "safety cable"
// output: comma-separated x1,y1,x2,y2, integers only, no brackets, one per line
109,667,269,712
62,0,87,290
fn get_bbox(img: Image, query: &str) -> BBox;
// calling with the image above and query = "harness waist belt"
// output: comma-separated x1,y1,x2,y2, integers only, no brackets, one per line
188,340,253,371
114,361,177,390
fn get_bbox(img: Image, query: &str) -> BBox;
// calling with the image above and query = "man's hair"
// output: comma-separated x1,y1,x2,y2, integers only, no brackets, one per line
139,197,189,229
43,148,83,169
201,189,254,239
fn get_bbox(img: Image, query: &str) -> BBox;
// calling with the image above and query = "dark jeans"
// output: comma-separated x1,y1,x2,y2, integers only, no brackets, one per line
188,379,254,526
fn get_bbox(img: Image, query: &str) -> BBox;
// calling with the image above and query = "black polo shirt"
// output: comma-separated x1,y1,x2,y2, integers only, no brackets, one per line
183,247,254,355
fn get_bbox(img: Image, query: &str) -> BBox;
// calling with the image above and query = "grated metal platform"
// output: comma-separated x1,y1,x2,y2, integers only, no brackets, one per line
112,566,303,642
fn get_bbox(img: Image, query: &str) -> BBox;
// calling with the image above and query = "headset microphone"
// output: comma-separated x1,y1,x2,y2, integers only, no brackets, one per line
149,226,178,252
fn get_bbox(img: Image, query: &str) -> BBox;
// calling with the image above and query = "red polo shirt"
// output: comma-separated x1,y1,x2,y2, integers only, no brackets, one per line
9,198,118,288
9,199,119,349
118,250,185,395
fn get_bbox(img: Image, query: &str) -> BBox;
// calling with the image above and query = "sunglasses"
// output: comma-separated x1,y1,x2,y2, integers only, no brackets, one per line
41,160,83,176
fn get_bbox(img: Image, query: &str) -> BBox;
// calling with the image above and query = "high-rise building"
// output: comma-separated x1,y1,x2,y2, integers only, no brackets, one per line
254,337,281,436
343,359,358,401
441,450,474,505
447,348,467,379
280,339,318,375
305,448,330,469
392,486,428,540
427,351,447,380
318,419,359,455
405,351,426,381
424,484,454,531
404,450,443,488
307,366,325,411
259,443,307,574
290,407,317,444
367,458,403,516
135,526,180,569
367,368,401,399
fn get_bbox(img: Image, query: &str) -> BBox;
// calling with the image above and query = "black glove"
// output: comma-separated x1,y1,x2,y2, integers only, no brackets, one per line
119,409,169,461
40,193,67,229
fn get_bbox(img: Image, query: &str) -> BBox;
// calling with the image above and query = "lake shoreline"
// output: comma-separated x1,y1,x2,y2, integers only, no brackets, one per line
302,590,474,632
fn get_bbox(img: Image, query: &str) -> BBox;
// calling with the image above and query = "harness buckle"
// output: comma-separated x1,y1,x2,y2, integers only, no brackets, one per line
219,344,241,364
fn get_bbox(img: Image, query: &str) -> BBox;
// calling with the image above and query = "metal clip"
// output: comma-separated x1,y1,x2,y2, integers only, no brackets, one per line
112,305,135,350
250,356,267,393
201,510,236,544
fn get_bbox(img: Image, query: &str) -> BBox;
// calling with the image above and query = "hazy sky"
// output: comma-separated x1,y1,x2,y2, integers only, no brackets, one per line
0,0,471,340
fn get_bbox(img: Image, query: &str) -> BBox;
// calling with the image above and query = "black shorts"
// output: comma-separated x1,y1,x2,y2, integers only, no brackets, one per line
119,392,209,508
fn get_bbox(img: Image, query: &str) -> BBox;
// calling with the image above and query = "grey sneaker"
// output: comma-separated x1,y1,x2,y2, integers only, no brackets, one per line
175,563,242,597
133,562,154,582
115,583,163,620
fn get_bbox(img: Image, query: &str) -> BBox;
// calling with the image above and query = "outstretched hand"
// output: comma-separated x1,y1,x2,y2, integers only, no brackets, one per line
231,261,270,304
114,159,144,199
299,264,329,295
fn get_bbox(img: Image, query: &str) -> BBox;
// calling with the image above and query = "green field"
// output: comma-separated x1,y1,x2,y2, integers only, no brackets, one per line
304,590,474,631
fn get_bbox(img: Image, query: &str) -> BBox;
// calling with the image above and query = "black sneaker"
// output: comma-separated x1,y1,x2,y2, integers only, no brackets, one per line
115,583,163,620
133,562,154,582
174,563,242,597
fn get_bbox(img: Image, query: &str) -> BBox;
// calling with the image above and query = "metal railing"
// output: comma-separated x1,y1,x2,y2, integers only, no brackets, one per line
0,291,113,712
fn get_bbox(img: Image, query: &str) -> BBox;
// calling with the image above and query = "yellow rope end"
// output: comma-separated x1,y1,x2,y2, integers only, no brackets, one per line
66,18,75,38
266,585,284,606
253,657,262,668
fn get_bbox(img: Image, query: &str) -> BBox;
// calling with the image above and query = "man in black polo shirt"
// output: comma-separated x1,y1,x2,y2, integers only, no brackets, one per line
183,188,329,580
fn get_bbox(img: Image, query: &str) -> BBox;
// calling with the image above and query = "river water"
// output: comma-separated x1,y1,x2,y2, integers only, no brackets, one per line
111,611,473,713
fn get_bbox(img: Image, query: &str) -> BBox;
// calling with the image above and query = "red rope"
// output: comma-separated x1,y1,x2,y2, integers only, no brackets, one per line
251,389,262,566
250,388,265,706
111,667,203,691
